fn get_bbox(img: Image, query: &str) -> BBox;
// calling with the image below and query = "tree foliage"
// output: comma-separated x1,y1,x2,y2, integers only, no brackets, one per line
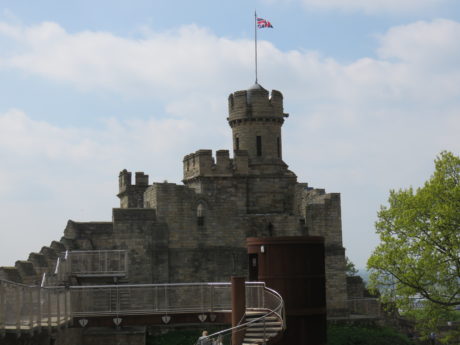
367,151,460,332
346,256,359,277
327,325,414,345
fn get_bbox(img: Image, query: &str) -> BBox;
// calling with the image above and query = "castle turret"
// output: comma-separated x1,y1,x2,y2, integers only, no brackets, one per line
117,169,149,208
227,83,289,170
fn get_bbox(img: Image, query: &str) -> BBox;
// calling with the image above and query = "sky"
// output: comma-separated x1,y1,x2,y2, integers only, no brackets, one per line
0,0,459,269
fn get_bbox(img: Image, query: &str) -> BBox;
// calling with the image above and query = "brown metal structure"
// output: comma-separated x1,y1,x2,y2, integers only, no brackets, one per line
231,276,246,345
247,236,326,345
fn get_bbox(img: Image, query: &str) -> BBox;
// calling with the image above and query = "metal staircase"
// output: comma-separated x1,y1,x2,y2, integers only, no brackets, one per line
243,311,283,345
196,285,285,345
2,250,286,344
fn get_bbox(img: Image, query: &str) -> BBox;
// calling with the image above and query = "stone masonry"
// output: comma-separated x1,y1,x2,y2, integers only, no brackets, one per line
1,83,348,317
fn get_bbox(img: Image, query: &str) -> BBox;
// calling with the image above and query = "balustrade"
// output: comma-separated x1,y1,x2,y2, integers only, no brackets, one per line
0,278,284,340
0,279,70,334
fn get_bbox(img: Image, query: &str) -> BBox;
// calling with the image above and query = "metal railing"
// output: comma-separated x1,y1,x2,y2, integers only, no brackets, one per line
41,250,129,287
196,284,286,345
70,282,269,317
59,250,128,279
0,279,71,334
0,278,285,343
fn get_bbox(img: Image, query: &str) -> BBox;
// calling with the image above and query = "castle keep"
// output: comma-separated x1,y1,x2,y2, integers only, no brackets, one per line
1,84,348,317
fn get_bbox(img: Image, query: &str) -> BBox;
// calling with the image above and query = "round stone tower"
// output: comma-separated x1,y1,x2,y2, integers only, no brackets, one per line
227,83,289,171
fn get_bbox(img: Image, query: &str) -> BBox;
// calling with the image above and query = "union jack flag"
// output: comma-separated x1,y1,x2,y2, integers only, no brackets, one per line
257,17,273,29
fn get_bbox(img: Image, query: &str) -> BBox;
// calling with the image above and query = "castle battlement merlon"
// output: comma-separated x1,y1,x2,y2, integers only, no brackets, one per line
183,149,250,180
1,84,349,328
119,169,149,192
227,87,287,123
118,169,150,208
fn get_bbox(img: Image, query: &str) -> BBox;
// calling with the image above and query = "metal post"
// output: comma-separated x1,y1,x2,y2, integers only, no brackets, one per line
64,288,68,326
116,285,119,315
210,284,214,312
231,277,246,345
37,286,42,331
200,284,204,314
47,289,52,332
262,284,265,309
263,315,267,345
15,286,21,334
164,285,168,313
125,251,128,277
0,282,5,336
28,287,33,334
56,289,61,331
254,11,258,84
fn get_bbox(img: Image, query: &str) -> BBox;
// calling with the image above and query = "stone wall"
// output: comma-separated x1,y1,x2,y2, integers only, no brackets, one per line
0,237,74,285
0,85,350,321
302,190,348,317
347,276,365,299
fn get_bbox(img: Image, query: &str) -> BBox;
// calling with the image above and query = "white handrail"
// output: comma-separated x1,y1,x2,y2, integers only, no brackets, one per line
54,257,61,275
0,278,285,342
196,284,285,345
0,279,70,333
41,273,46,287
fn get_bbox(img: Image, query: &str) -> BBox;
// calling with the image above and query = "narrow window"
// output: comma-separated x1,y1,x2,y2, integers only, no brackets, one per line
256,136,262,156
248,254,258,281
277,137,281,158
197,203,205,226
268,222,274,236
235,137,240,150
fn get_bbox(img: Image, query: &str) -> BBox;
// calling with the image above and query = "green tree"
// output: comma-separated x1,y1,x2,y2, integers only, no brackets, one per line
346,256,359,277
367,151,460,336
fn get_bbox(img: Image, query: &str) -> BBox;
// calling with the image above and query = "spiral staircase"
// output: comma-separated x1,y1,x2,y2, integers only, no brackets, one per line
0,250,286,345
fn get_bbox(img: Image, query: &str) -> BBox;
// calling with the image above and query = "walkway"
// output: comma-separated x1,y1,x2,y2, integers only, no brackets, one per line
1,250,286,345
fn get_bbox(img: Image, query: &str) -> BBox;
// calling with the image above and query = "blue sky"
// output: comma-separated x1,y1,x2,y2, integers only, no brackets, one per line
0,0,459,268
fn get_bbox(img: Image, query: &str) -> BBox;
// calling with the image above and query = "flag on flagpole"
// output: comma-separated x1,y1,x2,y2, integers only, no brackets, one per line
257,17,273,29
254,13,273,83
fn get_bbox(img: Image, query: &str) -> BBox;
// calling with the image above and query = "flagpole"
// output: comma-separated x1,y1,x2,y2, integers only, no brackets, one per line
254,11,258,84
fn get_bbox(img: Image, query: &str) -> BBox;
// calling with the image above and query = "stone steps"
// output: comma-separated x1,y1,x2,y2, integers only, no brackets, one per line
243,311,283,345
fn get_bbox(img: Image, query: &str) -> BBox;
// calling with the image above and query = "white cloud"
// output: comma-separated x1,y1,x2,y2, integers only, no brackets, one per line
269,0,451,14
378,19,460,65
0,22,252,99
0,108,201,266
0,19,459,268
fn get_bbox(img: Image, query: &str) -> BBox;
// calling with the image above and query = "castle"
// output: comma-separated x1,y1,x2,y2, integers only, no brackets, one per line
1,83,348,317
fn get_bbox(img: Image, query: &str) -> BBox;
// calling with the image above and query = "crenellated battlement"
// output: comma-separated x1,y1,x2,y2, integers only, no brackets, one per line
227,85,287,123
119,170,149,192
118,169,150,208
183,149,249,180
1,84,349,324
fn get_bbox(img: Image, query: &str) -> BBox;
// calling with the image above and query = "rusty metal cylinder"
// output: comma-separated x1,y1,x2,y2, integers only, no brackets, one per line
231,276,246,345
247,236,326,345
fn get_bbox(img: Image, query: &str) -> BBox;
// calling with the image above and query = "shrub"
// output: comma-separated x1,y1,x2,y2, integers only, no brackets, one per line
327,324,414,345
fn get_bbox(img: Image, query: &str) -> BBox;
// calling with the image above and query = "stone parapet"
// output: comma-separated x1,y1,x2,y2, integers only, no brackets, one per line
15,260,37,285
183,149,250,180
118,170,150,208
227,87,285,122
112,208,157,222
0,266,22,283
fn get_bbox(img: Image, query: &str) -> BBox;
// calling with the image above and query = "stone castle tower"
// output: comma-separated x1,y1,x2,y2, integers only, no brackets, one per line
1,84,349,317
